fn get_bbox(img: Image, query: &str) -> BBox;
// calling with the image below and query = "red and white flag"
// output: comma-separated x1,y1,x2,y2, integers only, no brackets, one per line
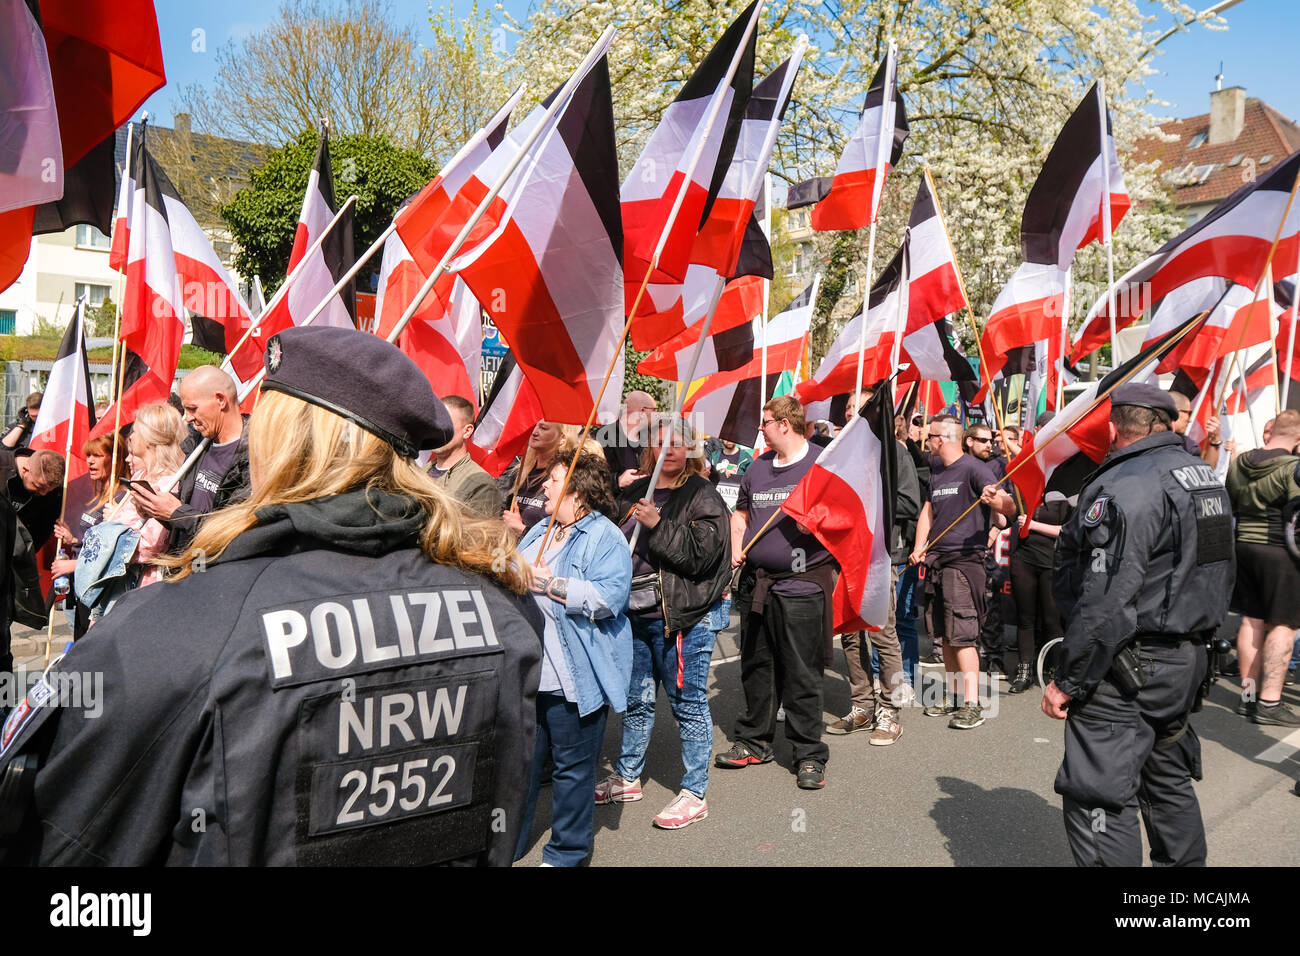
376,196,486,409
786,43,908,231
442,45,625,426
982,82,1130,379
622,1,759,300
629,51,799,350
392,86,524,277
781,384,896,631
468,352,546,477
636,275,773,381
29,301,96,479
1073,150,1300,363
682,285,813,444
231,129,356,380
1008,309,1210,525
92,143,190,437
795,230,973,405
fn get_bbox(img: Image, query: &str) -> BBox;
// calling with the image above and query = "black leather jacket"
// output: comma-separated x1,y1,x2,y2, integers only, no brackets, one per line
617,473,732,636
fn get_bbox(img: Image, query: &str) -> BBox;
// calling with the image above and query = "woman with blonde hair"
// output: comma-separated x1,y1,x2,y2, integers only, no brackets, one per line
502,420,585,536
109,403,187,589
2,327,545,866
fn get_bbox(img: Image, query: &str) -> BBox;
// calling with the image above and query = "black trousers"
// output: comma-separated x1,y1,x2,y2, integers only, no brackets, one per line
1009,556,1062,664
734,589,829,767
1056,639,1207,866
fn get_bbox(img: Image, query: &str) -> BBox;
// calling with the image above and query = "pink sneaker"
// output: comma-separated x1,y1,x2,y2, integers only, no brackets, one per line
594,773,642,805
652,790,709,829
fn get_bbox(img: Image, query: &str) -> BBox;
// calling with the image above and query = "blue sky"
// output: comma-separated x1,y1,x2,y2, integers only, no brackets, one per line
142,0,1300,131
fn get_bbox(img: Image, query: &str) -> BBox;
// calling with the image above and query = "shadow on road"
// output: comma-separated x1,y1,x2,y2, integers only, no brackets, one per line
932,775,1073,866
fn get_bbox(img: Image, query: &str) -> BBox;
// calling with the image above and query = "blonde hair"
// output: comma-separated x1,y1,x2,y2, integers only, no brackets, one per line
131,404,187,480
637,417,707,490
511,421,593,497
161,390,529,592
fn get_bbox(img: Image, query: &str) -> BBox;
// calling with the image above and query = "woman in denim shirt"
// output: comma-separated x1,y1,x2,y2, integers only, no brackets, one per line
515,450,632,866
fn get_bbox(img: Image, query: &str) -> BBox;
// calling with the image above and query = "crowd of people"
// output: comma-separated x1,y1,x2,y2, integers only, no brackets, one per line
0,327,1297,866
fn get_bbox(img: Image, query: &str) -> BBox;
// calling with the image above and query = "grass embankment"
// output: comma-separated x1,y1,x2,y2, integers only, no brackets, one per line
0,337,221,369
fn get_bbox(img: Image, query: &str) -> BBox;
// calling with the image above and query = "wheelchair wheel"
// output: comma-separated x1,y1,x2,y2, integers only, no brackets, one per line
1037,637,1065,690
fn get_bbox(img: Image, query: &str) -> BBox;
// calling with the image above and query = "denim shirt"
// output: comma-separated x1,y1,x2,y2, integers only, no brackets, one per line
519,511,633,717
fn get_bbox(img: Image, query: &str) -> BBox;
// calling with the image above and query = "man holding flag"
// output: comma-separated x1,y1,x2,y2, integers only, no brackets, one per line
1044,384,1234,866
715,395,835,791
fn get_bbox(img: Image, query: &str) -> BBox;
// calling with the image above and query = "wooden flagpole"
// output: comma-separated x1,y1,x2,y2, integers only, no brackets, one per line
1098,79,1121,359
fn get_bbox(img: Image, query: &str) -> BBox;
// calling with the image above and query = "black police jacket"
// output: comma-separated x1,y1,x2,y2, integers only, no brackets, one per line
1052,431,1234,701
0,488,543,866
617,474,732,636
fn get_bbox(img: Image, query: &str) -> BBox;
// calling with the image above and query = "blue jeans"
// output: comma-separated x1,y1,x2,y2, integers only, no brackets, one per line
615,611,718,798
516,692,608,867
872,566,919,689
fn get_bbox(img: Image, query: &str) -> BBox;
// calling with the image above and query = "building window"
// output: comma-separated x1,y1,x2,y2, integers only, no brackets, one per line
1188,132,1208,149
74,282,112,307
74,224,111,250
0,309,15,335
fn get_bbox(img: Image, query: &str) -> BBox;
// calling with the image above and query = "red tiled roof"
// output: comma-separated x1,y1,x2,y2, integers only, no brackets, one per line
1133,97,1300,206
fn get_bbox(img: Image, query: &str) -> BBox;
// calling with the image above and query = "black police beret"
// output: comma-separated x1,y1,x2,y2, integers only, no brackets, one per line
261,326,453,457
1110,382,1178,420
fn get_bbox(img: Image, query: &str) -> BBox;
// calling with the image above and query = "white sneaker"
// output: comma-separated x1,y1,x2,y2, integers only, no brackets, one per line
652,790,709,829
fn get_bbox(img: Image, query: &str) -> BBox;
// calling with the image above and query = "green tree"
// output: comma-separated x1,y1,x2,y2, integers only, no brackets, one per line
222,131,437,292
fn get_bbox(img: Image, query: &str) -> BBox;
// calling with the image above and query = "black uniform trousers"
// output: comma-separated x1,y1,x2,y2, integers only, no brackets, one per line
1056,638,1207,867
734,589,829,767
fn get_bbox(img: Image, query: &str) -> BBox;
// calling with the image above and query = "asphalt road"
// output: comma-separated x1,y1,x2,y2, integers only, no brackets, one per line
13,615,1299,867
517,615,1300,867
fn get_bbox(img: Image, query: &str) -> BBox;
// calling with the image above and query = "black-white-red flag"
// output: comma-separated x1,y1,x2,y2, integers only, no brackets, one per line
982,82,1130,380
1073,150,1300,363
621,2,759,303
782,383,896,630
29,300,96,479
231,128,356,380
787,43,908,231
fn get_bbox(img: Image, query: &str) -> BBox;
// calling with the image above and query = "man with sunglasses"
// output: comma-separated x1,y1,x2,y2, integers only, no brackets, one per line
910,417,1016,729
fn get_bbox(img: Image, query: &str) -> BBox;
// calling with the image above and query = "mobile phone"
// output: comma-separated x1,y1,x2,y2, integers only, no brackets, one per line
121,478,155,494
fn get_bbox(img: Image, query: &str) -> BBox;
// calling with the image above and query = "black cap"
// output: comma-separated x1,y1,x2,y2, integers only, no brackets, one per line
261,326,453,457
1110,382,1178,421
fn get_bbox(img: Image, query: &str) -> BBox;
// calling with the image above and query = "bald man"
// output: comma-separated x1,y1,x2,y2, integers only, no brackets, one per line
131,365,250,554
601,390,658,489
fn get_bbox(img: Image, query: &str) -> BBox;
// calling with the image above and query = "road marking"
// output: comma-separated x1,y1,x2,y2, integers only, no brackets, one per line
1256,728,1300,764
710,653,742,668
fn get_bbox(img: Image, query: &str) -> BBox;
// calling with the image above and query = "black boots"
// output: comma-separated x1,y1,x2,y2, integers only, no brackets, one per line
1008,662,1035,695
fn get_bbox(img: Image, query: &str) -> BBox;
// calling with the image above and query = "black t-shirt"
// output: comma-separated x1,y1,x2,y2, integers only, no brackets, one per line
188,439,241,516
510,466,550,533
927,453,996,554
737,444,831,594
61,475,106,560
1015,496,1072,568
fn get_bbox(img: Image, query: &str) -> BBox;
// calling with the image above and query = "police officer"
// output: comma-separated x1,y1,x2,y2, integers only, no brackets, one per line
1042,383,1234,867
0,327,543,865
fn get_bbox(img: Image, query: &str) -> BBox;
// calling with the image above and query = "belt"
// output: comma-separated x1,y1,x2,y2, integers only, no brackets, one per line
1133,632,1204,647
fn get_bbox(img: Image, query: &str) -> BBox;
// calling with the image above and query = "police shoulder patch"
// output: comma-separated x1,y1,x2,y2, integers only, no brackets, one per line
1082,495,1110,527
